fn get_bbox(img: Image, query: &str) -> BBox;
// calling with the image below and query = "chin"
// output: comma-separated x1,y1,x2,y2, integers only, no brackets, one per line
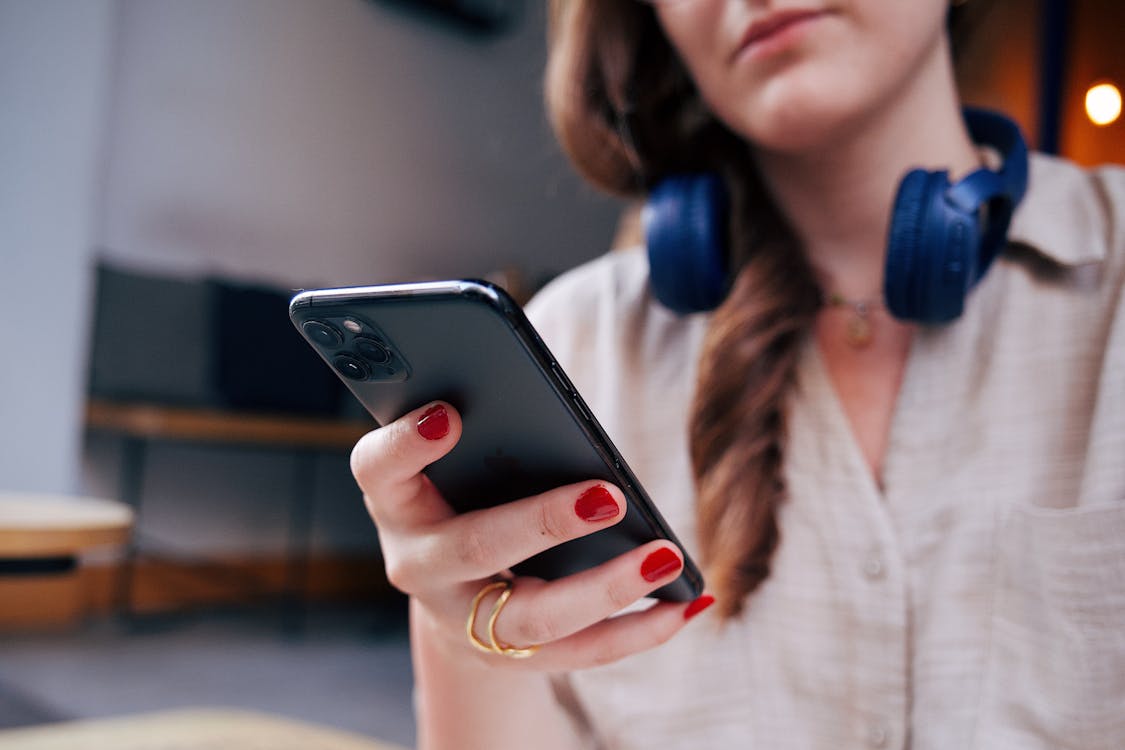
729,93,864,155
745,111,852,154
705,63,873,155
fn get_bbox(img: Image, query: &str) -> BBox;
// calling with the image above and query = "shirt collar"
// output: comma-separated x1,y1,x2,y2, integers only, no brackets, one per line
1006,152,1107,267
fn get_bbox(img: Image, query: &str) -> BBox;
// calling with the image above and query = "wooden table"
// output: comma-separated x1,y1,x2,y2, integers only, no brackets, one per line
85,401,373,451
84,400,374,624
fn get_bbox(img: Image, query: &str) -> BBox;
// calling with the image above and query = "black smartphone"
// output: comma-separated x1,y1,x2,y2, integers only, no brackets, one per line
289,280,703,602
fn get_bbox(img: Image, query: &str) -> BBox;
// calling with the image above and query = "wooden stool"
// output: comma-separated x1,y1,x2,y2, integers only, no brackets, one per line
0,493,133,629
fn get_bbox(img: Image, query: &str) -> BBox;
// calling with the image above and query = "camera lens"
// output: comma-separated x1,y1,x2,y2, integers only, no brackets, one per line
303,320,342,348
333,353,370,381
354,336,392,365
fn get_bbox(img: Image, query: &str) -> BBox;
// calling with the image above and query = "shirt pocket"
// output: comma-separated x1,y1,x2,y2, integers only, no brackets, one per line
976,501,1125,750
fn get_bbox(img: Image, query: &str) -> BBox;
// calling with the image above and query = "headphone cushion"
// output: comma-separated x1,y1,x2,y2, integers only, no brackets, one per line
887,168,987,323
644,174,728,314
885,169,929,320
886,169,963,323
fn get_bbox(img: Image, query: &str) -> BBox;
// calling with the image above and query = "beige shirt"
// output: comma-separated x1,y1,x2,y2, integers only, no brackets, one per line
525,153,1125,750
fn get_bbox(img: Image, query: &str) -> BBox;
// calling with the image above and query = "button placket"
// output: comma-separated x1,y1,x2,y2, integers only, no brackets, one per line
862,549,886,580
867,721,890,748
798,343,910,750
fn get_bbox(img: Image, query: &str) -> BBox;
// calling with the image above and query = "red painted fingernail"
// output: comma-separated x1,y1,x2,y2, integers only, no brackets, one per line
684,594,715,620
640,547,682,582
575,485,619,522
417,405,449,441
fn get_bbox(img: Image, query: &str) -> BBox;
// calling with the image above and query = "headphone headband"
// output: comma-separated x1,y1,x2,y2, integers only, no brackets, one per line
963,107,1029,208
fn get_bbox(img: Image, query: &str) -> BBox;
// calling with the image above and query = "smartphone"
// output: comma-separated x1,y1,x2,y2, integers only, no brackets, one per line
289,280,703,602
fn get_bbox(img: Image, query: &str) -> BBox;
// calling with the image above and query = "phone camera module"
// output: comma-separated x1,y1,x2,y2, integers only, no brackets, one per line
333,353,370,381
303,320,343,348
354,336,392,365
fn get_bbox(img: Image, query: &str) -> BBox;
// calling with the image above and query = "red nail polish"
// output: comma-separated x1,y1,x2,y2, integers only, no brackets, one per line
417,405,449,441
575,486,619,522
640,547,682,582
684,594,715,620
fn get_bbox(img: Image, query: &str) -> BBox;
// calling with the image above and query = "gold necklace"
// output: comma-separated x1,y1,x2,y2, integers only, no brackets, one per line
824,292,883,349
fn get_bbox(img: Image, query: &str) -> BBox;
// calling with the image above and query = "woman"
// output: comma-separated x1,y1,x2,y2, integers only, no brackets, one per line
352,1,1125,747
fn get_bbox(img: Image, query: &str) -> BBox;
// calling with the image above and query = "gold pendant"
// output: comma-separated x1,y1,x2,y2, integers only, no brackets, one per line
846,314,873,348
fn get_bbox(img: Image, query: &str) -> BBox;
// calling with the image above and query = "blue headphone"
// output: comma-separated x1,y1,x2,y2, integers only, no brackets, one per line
643,107,1029,323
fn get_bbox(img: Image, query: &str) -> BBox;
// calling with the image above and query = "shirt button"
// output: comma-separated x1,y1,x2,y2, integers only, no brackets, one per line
862,551,885,580
868,722,889,748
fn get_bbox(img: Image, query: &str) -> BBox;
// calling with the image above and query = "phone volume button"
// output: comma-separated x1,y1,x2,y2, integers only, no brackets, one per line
551,363,574,392
574,399,593,422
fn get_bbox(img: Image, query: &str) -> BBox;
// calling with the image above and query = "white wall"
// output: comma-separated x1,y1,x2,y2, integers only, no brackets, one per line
0,0,117,494
76,0,622,556
97,0,620,288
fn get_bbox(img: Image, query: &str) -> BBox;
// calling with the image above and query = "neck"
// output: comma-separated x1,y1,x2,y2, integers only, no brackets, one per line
752,37,981,299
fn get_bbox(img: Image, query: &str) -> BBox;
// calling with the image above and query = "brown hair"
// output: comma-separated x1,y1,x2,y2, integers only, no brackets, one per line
545,0,820,618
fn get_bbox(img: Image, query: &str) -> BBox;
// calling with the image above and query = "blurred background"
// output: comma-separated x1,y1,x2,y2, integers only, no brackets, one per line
0,0,1121,748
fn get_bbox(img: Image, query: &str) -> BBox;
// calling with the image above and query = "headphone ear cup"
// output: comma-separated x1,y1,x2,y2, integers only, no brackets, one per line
644,174,729,314
885,108,1027,324
885,169,965,323
884,169,928,320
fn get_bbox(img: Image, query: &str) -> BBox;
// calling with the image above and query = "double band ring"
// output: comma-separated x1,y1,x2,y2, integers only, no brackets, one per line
465,580,540,659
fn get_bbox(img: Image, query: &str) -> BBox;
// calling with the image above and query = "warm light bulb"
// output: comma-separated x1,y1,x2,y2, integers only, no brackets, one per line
1085,82,1122,126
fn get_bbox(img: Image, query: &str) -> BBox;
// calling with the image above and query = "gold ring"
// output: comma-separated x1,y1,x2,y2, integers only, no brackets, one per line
465,580,540,659
466,581,507,655
487,583,540,658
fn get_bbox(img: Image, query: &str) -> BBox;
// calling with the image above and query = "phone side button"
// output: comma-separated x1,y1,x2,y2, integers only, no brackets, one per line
551,363,575,393
574,399,593,422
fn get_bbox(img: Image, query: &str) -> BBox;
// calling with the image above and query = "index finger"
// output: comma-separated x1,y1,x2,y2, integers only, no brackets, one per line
351,401,462,529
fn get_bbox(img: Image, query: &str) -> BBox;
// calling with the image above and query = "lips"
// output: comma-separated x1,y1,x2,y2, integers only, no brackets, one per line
730,8,829,62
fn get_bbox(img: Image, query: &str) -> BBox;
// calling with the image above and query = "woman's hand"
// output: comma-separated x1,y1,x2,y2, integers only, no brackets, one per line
351,401,712,670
